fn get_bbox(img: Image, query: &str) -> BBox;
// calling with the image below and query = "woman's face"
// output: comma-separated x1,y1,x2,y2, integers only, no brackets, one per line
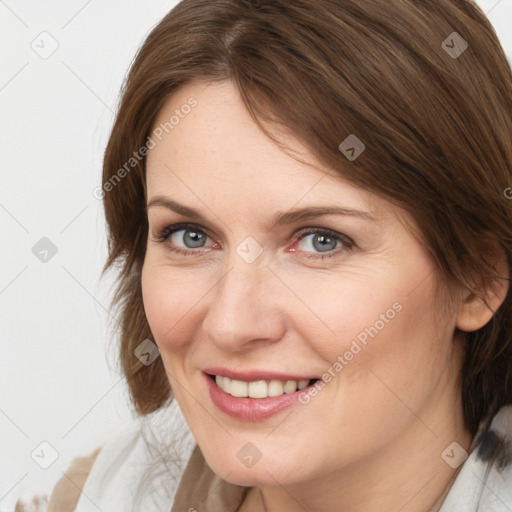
142,80,466,489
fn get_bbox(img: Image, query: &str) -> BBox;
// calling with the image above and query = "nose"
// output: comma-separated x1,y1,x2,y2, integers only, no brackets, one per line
201,256,287,352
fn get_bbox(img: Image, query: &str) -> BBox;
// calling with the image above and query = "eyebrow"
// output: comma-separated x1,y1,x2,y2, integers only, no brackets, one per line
146,196,377,229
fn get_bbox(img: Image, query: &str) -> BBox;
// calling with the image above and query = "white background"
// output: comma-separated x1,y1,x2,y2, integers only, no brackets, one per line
1,0,511,509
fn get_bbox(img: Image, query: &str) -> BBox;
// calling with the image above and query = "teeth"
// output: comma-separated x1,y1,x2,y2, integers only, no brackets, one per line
297,379,309,390
248,380,267,398
214,375,311,398
230,379,248,397
268,380,285,397
283,380,298,393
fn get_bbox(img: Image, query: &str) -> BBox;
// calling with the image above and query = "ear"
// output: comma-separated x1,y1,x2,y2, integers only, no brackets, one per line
456,238,510,332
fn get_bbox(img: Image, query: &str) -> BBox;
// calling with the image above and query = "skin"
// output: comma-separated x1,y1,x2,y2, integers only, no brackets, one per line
141,79,508,512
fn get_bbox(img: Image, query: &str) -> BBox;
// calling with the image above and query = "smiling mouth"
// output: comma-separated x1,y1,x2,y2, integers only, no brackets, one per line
206,373,321,399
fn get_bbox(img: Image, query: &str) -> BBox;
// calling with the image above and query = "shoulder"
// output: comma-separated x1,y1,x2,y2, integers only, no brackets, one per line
13,447,101,512
15,401,196,512
440,404,512,511
47,447,102,511
75,400,195,510
473,403,512,470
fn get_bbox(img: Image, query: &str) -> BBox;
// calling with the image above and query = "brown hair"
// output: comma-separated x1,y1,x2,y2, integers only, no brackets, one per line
101,0,512,436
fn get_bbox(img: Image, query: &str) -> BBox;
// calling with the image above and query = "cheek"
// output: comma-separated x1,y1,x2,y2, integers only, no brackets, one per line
141,262,203,352
288,272,404,362
294,264,443,376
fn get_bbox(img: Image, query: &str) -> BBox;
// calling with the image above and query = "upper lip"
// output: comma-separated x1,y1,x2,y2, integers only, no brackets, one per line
203,367,319,382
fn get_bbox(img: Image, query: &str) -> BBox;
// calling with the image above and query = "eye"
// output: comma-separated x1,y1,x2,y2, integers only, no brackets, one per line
290,228,354,260
151,222,217,256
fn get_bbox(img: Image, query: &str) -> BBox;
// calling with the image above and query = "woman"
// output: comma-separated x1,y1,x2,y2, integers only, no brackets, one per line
18,0,512,510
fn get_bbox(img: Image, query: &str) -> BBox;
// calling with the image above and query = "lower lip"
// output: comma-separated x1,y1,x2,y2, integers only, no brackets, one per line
204,372,316,421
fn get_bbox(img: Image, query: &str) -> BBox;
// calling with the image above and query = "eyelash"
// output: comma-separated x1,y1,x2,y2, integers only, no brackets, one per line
151,222,355,260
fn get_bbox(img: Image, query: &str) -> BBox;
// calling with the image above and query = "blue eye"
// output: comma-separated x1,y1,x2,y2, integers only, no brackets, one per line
153,223,214,256
170,228,208,249
292,228,354,260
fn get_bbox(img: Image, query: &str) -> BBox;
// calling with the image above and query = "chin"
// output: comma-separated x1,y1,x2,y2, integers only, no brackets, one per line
222,470,270,487
206,450,307,487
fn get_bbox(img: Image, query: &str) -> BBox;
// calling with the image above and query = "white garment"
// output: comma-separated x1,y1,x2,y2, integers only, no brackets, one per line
439,404,512,511
74,398,196,512
73,402,512,511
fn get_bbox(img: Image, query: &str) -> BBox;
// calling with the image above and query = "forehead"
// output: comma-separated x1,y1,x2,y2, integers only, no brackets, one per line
146,80,388,220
